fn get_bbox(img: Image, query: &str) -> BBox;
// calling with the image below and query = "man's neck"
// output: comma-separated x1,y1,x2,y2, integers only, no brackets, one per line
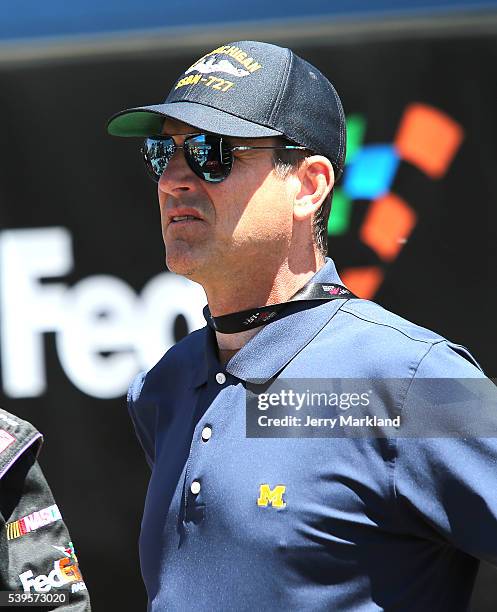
211,256,326,356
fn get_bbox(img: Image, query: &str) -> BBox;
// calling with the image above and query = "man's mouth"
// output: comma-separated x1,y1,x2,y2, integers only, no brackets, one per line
171,215,201,222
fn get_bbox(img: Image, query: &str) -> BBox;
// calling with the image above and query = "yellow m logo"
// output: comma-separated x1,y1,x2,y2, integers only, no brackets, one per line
257,484,286,508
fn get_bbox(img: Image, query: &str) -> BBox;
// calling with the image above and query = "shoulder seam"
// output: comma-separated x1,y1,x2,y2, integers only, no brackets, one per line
340,305,445,345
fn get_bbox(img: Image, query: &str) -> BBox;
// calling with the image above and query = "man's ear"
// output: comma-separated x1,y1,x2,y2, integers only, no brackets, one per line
293,156,335,221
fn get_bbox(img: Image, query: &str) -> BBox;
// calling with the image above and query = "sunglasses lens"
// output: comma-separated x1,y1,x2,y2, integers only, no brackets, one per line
142,137,175,182
185,134,232,183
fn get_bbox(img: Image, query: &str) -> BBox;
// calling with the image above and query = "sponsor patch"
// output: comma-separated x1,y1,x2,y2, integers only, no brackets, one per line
6,504,62,540
0,429,16,454
51,542,77,563
19,542,84,593
71,581,87,593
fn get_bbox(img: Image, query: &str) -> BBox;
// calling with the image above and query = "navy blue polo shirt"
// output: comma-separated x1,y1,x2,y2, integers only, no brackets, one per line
128,258,497,612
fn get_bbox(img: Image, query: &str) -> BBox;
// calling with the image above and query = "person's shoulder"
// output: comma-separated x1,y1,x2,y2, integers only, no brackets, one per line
320,298,484,376
0,408,43,479
128,326,207,405
338,298,446,343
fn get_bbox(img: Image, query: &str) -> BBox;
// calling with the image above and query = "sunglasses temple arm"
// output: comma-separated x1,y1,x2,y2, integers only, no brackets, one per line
230,145,308,151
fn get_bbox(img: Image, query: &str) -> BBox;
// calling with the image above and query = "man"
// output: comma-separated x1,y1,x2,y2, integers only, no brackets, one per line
107,41,497,611
0,408,90,610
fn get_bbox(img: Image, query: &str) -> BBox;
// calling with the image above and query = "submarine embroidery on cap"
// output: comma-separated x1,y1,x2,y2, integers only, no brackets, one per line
185,56,250,78
175,45,263,92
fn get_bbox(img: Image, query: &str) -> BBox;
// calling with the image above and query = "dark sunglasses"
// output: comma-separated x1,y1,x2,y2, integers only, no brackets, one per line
141,133,308,184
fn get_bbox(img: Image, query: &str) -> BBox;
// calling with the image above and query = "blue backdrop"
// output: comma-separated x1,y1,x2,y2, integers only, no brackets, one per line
1,0,496,41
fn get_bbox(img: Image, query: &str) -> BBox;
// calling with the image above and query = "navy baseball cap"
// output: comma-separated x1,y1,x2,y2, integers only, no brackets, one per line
107,41,346,178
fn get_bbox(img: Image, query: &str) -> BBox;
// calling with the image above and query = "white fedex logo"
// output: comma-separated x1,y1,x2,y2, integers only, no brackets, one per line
0,227,206,399
19,560,82,593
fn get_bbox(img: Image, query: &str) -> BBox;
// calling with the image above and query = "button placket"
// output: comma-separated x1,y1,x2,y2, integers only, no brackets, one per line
182,386,210,523
183,376,232,526
190,480,201,495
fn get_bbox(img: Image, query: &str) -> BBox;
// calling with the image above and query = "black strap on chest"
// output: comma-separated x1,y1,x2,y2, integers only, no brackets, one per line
203,282,357,334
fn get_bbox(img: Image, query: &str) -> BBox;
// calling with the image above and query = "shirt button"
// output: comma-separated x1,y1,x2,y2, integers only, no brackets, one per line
215,372,226,384
190,481,201,495
201,426,212,441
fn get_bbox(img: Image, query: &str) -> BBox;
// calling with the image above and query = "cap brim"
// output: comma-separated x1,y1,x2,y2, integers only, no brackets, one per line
107,101,283,139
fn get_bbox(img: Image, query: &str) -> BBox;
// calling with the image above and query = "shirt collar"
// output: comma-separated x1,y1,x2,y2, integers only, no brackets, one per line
191,257,347,387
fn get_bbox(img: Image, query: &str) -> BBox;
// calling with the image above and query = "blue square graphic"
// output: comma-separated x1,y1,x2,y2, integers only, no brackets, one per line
343,144,400,200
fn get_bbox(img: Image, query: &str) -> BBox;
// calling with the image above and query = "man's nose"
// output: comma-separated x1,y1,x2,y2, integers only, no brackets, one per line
158,147,197,194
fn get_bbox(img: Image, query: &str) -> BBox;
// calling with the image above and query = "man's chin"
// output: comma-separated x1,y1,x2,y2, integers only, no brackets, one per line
165,250,203,279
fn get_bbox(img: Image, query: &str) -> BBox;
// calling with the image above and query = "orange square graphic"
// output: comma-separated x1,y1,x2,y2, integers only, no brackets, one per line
395,103,463,179
340,266,384,300
360,194,417,262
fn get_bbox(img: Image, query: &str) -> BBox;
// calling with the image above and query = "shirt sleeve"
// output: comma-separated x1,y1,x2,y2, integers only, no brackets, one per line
393,340,497,566
0,448,91,611
127,371,156,469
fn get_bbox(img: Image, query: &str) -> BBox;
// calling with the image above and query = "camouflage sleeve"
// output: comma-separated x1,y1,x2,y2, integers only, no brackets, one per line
0,448,91,611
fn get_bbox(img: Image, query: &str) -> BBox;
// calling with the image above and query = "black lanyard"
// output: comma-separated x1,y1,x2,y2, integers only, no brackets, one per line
203,282,357,334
